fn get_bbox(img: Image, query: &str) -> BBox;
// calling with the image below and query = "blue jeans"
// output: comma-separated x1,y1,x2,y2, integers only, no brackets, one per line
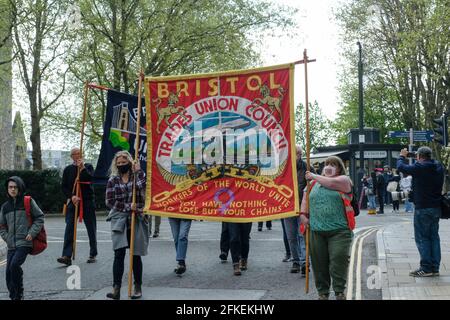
368,195,376,210
284,217,306,265
168,218,192,262
414,208,441,273
405,198,414,212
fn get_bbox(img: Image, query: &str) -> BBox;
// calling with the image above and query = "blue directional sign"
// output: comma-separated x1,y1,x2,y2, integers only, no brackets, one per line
389,131,409,138
389,130,434,142
413,130,434,142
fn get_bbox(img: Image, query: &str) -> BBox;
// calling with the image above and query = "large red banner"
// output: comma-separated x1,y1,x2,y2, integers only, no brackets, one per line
144,64,299,222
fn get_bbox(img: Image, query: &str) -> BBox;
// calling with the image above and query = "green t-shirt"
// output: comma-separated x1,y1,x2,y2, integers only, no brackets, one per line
309,182,348,231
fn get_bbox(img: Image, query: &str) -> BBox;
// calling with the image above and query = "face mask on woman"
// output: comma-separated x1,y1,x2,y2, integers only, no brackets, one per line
117,163,131,174
323,165,337,177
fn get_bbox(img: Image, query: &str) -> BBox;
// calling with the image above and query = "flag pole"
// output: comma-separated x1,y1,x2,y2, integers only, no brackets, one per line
72,80,89,261
128,70,144,298
303,49,312,294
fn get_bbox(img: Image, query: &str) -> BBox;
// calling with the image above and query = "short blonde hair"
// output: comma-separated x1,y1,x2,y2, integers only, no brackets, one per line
109,150,133,177
324,156,347,176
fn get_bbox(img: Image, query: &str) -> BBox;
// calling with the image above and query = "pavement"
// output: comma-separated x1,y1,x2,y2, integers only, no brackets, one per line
0,238,6,259
377,211,450,300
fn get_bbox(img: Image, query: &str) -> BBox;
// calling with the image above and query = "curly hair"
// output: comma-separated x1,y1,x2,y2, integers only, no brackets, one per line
109,150,133,177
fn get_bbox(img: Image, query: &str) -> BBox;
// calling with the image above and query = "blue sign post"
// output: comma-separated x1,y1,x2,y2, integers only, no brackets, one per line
389,130,434,142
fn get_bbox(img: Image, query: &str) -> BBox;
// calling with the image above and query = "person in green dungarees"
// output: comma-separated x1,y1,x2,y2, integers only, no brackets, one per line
299,156,353,300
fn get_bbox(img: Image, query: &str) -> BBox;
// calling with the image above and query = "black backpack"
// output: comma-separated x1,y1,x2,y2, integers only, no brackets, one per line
351,185,360,217
441,193,450,219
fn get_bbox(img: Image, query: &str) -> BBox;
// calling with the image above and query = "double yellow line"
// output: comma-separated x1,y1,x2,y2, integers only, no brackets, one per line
0,259,6,267
346,227,380,300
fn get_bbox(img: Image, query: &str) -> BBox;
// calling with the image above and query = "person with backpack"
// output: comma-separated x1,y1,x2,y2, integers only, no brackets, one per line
387,169,401,213
299,156,354,300
0,176,44,300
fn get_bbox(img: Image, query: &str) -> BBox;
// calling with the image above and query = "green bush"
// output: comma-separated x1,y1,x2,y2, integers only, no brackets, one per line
0,169,107,213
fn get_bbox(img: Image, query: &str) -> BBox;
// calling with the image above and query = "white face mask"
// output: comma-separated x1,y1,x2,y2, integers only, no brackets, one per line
323,165,337,177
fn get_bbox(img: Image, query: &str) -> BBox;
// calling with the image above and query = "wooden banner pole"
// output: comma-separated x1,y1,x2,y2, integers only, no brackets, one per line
303,49,312,294
72,81,89,261
128,70,144,298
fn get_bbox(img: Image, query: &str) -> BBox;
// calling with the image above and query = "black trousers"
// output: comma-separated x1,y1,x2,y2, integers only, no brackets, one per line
113,248,143,287
393,200,400,211
258,221,272,229
6,247,31,300
377,194,384,213
220,222,230,254
281,219,291,256
229,223,252,264
63,200,97,257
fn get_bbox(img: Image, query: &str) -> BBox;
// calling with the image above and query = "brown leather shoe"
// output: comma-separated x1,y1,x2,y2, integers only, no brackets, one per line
335,293,346,300
239,259,247,271
57,256,72,266
233,263,241,276
106,285,121,300
87,256,96,263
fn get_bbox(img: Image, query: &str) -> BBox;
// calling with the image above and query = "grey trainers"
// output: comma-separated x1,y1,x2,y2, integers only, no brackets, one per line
409,269,433,277
318,294,329,300
290,262,300,273
335,292,346,300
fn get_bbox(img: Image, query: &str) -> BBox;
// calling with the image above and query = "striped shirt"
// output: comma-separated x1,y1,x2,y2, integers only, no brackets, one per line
105,170,146,214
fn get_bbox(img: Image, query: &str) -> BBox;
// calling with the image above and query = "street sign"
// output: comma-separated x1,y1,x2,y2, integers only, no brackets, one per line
389,130,434,142
389,131,409,138
413,130,434,142
355,151,387,159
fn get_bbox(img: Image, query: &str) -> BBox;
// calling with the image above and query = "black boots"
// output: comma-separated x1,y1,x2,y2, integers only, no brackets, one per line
174,261,186,275
131,283,142,300
106,285,121,300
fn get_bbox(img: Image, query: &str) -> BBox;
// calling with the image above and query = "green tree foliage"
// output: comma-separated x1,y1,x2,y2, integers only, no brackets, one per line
11,0,72,169
46,0,296,157
295,101,334,153
332,80,405,145
334,0,449,157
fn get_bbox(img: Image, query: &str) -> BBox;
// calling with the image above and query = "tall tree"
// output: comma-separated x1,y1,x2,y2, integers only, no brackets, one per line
12,0,71,169
335,0,449,157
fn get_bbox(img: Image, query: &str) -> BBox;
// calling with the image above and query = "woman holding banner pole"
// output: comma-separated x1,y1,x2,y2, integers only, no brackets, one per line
300,156,354,300
105,150,149,300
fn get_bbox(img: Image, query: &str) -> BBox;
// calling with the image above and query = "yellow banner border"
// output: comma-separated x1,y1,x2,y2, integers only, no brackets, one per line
143,210,299,223
144,62,300,220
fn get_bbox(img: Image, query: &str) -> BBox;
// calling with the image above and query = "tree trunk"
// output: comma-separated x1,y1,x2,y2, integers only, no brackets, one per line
29,98,42,170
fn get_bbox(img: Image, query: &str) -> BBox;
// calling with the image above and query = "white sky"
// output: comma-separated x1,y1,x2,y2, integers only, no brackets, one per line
262,0,342,120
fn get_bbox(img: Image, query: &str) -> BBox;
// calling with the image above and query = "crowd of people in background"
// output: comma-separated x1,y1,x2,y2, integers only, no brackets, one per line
362,165,415,214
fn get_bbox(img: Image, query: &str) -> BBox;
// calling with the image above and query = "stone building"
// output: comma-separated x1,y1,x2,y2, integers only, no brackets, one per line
12,111,27,169
0,0,14,169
